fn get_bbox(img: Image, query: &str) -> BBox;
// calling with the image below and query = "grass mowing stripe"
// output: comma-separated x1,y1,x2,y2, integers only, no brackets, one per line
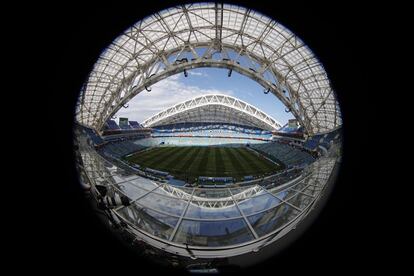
130,147,176,164
235,148,265,173
257,154,279,170
215,147,225,175
186,147,208,177
170,147,196,170
155,147,194,170
140,147,182,168
239,148,276,174
221,147,234,175
152,147,187,167
245,148,277,171
224,147,249,176
155,147,199,181
162,147,195,171
125,148,159,163
177,146,203,172
232,148,257,174
138,147,179,166
241,148,272,174
205,147,217,175
126,145,281,182
197,147,210,173
220,147,238,177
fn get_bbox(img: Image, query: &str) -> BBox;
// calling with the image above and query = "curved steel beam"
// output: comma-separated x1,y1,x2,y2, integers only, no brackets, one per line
141,94,281,131
99,58,309,133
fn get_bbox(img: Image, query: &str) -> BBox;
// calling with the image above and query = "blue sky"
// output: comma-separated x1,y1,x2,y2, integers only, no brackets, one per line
114,67,294,126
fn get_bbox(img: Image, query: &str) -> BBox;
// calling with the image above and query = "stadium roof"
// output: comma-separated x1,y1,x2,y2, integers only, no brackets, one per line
142,94,281,131
76,2,342,135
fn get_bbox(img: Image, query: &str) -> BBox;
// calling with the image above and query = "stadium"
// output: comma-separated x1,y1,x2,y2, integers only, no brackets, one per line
73,3,343,273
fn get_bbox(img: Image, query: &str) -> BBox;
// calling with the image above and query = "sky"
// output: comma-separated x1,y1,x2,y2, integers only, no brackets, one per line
114,67,294,126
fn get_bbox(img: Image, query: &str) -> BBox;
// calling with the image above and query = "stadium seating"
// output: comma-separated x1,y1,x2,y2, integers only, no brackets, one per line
251,142,315,167
153,122,272,136
102,131,150,142
100,140,147,158
134,137,268,147
74,124,105,146
120,123,132,130
129,121,142,129
303,138,319,151
303,128,342,151
234,167,304,188
105,119,120,130
153,132,271,141
83,127,104,145
259,168,304,188
199,176,233,184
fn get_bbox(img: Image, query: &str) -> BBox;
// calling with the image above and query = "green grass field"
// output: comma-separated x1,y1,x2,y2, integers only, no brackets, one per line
124,146,282,182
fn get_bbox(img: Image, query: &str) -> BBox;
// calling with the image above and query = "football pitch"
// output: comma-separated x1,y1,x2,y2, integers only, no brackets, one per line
124,146,282,182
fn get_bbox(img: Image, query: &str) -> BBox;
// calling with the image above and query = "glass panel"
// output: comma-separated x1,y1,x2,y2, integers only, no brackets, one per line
247,204,300,237
137,192,188,217
184,200,241,219
113,168,136,178
117,204,179,240
291,181,309,191
115,181,149,201
272,188,299,200
287,193,313,210
127,177,159,191
301,185,322,196
173,218,254,246
237,193,281,216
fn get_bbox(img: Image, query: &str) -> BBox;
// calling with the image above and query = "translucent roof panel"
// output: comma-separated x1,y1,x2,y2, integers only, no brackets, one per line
172,218,254,247
76,2,341,135
236,193,282,216
116,204,179,240
185,200,242,220
247,204,300,237
136,192,189,217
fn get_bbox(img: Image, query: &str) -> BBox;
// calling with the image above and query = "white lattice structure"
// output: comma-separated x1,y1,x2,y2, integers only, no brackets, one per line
142,94,281,130
157,183,264,208
76,2,342,135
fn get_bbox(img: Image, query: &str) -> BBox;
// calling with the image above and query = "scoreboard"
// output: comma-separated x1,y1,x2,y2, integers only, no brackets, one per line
288,119,299,128
119,117,129,128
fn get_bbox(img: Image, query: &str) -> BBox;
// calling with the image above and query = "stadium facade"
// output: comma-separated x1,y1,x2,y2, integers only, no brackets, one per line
73,2,343,272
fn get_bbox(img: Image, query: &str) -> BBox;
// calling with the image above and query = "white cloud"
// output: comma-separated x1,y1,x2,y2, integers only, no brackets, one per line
114,75,234,123
187,71,207,77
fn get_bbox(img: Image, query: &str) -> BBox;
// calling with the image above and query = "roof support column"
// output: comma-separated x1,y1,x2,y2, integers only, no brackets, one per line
215,2,224,50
